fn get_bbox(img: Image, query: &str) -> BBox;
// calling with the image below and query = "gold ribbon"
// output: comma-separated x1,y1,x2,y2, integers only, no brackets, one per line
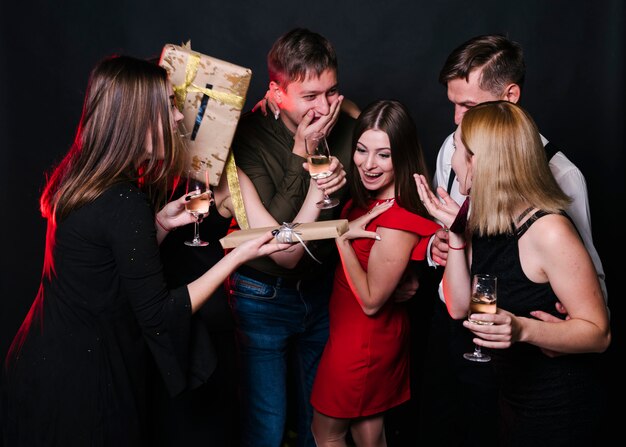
225,152,249,230
173,51,245,110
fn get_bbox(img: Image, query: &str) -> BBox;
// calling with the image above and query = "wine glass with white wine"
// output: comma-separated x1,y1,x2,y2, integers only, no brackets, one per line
305,132,339,209
463,273,497,362
184,167,211,247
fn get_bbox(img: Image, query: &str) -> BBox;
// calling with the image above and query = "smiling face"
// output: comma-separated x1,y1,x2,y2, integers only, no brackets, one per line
274,68,339,133
353,129,395,200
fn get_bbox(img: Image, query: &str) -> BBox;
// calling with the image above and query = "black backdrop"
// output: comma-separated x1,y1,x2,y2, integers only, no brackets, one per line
1,0,623,439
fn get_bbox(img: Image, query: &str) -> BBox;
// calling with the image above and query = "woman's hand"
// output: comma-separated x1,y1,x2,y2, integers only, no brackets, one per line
251,90,280,120
462,308,521,350
339,200,394,242
414,174,460,229
156,193,204,231
230,230,294,264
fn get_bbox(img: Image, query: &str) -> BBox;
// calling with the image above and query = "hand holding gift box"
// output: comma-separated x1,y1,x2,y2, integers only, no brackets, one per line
220,220,349,249
159,42,252,186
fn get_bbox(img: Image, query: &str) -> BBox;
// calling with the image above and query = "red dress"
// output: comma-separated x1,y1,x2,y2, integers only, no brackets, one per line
311,199,440,418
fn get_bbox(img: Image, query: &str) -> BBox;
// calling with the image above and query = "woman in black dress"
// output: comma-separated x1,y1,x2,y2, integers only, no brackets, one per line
0,55,296,447
415,101,610,446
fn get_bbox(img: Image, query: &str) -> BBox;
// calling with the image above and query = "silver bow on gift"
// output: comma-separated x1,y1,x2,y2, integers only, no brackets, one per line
272,223,322,264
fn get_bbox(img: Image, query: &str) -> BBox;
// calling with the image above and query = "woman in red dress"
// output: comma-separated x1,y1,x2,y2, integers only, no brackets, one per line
310,99,440,446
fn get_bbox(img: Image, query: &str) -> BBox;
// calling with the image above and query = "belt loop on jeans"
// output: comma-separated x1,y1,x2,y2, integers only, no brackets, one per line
238,265,301,289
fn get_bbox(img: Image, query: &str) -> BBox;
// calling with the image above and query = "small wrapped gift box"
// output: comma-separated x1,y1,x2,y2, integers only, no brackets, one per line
159,42,252,186
219,220,349,249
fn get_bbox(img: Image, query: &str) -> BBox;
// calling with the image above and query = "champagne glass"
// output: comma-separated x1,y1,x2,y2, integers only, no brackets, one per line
463,273,497,362
305,132,339,209
184,167,211,247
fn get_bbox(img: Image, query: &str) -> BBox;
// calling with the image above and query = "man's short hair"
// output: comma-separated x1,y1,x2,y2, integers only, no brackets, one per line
439,34,525,95
268,28,338,88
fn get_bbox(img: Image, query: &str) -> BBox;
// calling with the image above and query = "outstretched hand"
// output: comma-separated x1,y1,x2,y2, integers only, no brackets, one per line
231,230,294,264
414,174,460,229
339,200,394,242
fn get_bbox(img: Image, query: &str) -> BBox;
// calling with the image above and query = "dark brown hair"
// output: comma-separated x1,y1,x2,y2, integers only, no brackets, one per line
349,99,430,216
439,34,525,95
267,28,338,87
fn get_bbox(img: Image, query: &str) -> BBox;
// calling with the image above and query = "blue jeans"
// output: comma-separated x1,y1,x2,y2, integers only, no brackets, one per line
228,270,332,447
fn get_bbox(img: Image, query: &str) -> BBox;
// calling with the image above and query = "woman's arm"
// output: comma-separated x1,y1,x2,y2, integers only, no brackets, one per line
338,225,418,316
441,231,472,319
414,173,471,319
335,202,416,315
466,214,610,354
187,231,290,312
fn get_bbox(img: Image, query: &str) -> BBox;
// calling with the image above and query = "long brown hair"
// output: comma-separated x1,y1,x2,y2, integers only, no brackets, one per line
40,55,183,223
349,99,431,216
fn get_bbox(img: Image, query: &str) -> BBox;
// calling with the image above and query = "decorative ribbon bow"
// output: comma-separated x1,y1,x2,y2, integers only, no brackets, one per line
173,42,246,111
272,223,322,264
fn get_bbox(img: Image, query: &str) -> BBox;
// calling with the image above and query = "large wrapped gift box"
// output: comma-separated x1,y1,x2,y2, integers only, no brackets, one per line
220,220,349,249
160,42,252,186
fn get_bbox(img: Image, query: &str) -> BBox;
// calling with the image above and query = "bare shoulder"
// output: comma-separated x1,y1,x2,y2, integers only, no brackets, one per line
525,213,581,253
375,226,419,254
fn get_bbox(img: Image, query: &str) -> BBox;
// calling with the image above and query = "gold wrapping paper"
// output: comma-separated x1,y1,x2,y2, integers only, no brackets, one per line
219,220,349,249
159,42,252,186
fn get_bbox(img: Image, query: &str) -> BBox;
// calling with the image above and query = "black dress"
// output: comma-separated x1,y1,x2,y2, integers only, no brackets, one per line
147,199,239,446
471,209,606,446
1,183,210,447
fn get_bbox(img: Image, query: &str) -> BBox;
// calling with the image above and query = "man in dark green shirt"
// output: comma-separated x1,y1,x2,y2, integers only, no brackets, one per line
229,28,355,447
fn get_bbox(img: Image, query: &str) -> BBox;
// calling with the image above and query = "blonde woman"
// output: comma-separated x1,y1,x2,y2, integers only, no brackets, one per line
415,100,610,446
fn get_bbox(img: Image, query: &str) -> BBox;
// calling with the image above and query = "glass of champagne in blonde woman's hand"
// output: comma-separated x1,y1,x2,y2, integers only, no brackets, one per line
463,273,497,362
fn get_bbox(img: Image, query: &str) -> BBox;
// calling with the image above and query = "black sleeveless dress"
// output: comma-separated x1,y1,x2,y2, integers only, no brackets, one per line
471,209,606,446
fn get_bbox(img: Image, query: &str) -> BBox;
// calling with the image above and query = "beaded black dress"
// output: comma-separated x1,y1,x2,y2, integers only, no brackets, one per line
2,183,206,446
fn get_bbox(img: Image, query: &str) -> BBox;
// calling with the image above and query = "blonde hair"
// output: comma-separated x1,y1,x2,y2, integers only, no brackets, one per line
461,101,570,235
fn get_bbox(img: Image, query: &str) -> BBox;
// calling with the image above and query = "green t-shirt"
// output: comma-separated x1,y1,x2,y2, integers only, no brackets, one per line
232,109,356,279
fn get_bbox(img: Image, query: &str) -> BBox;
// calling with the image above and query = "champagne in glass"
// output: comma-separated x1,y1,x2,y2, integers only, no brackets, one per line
305,132,339,209
184,167,211,247
464,273,497,362
308,155,332,179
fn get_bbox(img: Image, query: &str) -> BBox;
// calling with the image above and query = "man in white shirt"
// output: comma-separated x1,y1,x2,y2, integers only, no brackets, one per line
419,33,607,447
